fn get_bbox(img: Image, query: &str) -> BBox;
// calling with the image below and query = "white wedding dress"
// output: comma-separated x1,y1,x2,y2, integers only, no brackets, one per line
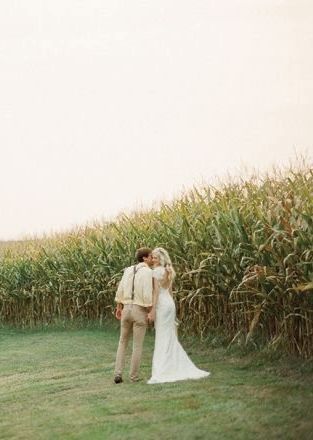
148,266,210,384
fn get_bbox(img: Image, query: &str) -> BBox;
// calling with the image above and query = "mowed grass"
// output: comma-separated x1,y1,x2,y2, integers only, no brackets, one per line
0,327,312,440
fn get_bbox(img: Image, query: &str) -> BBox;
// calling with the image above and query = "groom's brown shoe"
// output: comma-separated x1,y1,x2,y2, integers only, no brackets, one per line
114,375,123,384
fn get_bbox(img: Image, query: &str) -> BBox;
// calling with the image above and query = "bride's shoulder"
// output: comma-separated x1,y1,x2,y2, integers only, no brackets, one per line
153,266,166,280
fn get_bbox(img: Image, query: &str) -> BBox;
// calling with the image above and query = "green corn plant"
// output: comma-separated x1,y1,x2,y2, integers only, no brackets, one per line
0,163,312,356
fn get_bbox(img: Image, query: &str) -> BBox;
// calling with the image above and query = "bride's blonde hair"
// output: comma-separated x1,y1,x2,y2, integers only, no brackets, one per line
152,247,176,281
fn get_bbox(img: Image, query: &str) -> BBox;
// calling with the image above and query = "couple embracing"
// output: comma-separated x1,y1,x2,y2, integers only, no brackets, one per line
113,247,210,384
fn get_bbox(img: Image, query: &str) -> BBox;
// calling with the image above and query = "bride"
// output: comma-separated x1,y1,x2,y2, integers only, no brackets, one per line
147,247,210,384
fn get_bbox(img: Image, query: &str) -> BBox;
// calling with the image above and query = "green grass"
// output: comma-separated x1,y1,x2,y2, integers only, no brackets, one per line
0,327,312,440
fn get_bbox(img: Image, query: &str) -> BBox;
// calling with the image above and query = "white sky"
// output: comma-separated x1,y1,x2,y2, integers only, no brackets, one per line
1,0,312,240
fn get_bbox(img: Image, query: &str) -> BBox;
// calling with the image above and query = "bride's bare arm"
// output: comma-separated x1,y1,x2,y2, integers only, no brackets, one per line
164,266,173,292
169,282,173,296
148,278,159,321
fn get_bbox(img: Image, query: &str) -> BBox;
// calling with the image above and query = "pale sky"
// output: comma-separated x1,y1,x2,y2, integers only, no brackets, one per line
1,0,312,240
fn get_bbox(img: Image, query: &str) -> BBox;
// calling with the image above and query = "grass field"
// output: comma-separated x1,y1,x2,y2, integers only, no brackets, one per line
1,326,313,440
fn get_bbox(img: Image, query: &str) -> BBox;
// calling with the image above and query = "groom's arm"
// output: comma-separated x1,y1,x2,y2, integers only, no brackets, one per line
114,270,126,320
115,302,123,320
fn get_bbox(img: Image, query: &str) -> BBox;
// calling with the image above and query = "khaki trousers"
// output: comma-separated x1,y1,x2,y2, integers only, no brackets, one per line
114,304,148,381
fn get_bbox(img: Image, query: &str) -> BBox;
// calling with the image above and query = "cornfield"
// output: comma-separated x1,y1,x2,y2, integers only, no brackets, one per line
1,164,313,357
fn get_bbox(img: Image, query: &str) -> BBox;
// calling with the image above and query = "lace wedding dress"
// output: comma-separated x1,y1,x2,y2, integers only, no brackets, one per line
148,266,210,384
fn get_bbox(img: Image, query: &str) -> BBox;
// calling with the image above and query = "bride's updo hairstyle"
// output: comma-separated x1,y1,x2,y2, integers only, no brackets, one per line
152,247,176,281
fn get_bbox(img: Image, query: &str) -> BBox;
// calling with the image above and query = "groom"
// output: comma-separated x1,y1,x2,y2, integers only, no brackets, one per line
113,247,154,383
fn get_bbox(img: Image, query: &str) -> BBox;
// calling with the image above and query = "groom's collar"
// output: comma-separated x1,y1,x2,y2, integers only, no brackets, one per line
136,262,150,269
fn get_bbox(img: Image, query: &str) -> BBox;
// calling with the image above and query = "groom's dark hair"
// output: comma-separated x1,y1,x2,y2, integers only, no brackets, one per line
135,247,152,263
